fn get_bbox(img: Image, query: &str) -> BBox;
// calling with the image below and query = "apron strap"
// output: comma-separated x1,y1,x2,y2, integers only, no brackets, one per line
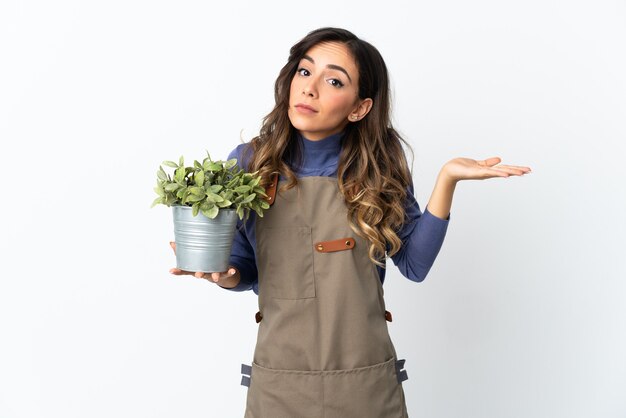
264,173,278,206
385,310,393,322
241,363,252,387
395,359,409,383
314,237,356,253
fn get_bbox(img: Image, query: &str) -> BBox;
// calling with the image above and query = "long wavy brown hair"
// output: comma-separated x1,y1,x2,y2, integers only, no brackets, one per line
243,27,414,267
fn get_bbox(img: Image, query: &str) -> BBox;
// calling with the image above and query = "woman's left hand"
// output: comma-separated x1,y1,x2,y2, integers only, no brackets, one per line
442,157,531,183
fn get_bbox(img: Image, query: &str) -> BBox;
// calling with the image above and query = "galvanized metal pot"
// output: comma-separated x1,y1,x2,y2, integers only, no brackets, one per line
172,205,239,273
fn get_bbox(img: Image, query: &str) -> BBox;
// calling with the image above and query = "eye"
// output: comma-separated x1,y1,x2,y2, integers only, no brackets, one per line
327,78,344,88
297,67,310,76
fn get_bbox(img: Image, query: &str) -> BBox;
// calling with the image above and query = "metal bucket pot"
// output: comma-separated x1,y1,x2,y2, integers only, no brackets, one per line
172,206,239,273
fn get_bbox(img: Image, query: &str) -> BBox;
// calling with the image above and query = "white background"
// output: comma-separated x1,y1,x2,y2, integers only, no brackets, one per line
1,1,625,417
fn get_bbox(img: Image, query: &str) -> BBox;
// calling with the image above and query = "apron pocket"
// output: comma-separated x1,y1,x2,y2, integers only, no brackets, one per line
245,358,407,418
245,362,323,418
257,226,316,299
322,357,407,418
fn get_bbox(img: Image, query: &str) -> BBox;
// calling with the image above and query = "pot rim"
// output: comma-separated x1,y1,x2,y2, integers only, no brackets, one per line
171,204,236,211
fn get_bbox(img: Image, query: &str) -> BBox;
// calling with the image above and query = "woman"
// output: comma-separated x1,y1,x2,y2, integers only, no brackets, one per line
170,27,530,417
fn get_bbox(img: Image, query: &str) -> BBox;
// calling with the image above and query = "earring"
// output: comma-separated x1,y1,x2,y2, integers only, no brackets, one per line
350,116,358,121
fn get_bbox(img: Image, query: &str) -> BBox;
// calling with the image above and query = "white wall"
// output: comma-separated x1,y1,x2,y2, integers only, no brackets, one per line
1,1,624,417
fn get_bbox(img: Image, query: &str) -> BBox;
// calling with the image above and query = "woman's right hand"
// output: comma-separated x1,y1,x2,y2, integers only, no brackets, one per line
168,241,240,288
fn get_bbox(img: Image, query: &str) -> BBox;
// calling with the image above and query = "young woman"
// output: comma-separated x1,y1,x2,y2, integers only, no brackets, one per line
170,27,530,417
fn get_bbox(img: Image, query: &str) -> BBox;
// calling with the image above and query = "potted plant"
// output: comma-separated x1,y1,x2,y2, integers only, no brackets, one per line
151,152,269,273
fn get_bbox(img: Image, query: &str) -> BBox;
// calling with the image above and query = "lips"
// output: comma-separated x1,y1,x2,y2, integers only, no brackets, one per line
294,103,318,113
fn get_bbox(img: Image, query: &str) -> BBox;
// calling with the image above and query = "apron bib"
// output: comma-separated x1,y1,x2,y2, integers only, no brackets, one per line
241,176,409,418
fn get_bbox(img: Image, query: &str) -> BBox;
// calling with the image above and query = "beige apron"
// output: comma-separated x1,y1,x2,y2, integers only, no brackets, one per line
240,176,409,418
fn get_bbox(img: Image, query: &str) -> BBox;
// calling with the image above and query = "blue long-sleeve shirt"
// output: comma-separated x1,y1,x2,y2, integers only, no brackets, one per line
224,132,450,295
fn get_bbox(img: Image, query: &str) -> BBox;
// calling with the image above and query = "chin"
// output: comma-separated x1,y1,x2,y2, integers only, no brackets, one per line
288,112,312,132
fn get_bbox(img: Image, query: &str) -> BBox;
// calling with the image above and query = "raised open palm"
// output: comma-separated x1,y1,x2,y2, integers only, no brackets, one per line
443,157,531,182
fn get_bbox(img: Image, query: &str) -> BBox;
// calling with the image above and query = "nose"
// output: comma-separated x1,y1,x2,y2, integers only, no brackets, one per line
302,79,318,98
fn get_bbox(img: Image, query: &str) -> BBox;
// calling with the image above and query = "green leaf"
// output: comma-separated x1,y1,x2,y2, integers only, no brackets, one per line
163,160,178,168
260,201,270,209
192,202,200,216
226,178,239,189
186,194,204,202
210,184,223,193
194,160,202,169
180,190,190,205
153,186,165,197
195,170,204,187
179,155,184,167
253,186,267,196
189,186,205,196
157,166,168,181
175,166,185,183
207,162,223,172
164,183,179,192
150,197,163,208
216,199,232,208
207,192,224,202
236,206,244,220
242,193,256,203
222,190,234,201
202,205,219,219
224,158,237,169
234,185,251,194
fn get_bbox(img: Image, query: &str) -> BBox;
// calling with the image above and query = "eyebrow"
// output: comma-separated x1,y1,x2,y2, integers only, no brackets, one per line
302,55,353,84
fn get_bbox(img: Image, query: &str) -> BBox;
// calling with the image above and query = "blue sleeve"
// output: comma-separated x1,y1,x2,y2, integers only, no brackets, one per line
218,144,259,293
390,183,450,282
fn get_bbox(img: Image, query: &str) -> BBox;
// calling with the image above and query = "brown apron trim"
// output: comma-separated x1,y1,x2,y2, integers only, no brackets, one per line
264,173,278,206
255,311,263,323
385,310,393,322
314,237,356,253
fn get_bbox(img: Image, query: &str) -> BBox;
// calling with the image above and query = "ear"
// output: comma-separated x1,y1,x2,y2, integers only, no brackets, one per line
348,98,373,122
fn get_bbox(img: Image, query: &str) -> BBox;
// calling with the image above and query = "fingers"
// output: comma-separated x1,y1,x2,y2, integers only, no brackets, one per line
169,267,199,278
481,158,531,172
169,266,236,283
482,157,502,167
483,166,530,179
480,158,532,177
492,165,532,176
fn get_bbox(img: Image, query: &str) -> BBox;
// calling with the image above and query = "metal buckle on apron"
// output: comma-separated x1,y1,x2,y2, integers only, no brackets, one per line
240,363,252,387
395,359,408,383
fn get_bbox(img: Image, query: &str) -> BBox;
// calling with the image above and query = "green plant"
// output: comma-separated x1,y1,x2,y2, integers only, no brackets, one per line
151,152,269,220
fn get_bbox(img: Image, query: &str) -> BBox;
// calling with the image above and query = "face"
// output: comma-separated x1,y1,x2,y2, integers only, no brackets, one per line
288,41,372,141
